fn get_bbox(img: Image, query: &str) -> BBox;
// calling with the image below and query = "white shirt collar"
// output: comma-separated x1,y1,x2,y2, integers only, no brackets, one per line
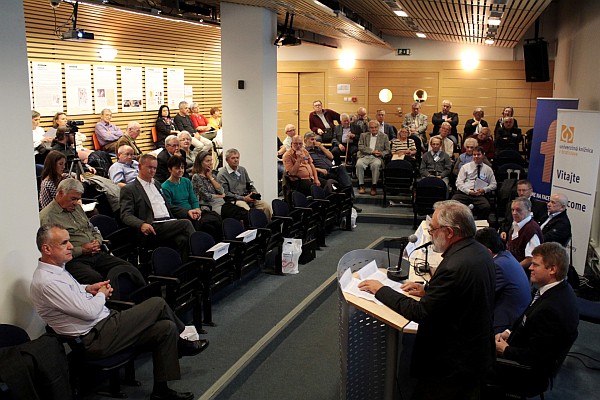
538,279,564,296
225,163,236,174
515,214,532,230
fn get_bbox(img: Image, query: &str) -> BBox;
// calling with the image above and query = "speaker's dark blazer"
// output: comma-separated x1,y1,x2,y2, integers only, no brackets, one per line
376,238,496,381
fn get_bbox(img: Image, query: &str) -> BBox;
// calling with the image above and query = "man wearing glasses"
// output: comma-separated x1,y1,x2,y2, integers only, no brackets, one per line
308,100,340,142
359,200,496,400
155,135,187,183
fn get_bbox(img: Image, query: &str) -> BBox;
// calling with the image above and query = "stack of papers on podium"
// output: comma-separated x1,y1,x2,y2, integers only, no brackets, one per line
340,260,404,305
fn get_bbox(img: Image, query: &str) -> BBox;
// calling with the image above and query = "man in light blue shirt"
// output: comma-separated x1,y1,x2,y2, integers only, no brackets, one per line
109,145,139,186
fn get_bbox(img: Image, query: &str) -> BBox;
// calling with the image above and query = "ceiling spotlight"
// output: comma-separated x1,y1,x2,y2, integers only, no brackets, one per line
394,10,408,17
484,38,495,45
488,18,501,26
416,32,426,38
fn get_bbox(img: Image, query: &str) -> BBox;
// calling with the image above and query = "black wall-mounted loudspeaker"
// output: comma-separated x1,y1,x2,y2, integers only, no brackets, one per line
524,41,550,82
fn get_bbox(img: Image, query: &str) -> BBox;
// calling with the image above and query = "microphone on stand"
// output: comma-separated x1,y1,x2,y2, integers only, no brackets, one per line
387,235,418,282
408,240,433,273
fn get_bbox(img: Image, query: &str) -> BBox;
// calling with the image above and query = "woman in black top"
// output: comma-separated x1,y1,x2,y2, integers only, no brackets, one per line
155,105,176,148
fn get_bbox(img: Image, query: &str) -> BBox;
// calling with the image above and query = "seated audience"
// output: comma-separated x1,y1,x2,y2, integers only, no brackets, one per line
94,108,124,152
475,228,531,334
283,135,322,196
452,146,497,220
189,102,213,138
191,151,248,223
174,101,212,153
162,156,222,241
495,117,522,152
391,127,416,164
156,135,188,183
120,154,196,261
453,137,492,176
277,124,296,158
47,112,94,164
32,110,52,163
109,145,139,187
540,193,572,246
350,107,369,135
432,99,459,142
374,109,396,141
499,180,547,238
419,136,452,186
402,102,428,146
432,121,455,159
466,126,496,161
506,197,543,270
490,243,578,397
177,130,199,174
39,150,68,208
31,224,208,400
464,107,488,137
155,105,176,148
331,113,360,166
51,126,97,176
309,100,340,142
304,132,353,193
356,120,390,196
494,106,519,136
207,107,222,131
217,148,272,219
115,121,144,159
39,179,144,292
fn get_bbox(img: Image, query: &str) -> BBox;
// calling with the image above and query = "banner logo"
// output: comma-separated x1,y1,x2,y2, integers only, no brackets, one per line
560,125,575,143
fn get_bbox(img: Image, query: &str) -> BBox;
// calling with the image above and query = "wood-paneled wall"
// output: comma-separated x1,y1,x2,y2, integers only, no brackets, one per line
277,59,553,140
24,0,222,153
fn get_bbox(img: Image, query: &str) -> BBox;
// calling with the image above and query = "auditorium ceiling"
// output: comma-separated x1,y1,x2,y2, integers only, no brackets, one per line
105,0,554,49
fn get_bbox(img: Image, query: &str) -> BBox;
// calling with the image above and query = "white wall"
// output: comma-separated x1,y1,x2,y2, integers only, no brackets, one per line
0,0,45,335
553,0,600,253
221,3,278,201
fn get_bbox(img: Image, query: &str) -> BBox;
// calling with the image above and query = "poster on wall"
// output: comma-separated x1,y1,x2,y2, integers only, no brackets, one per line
93,64,118,113
121,66,143,112
65,64,93,115
145,67,164,111
528,98,579,200
184,85,193,105
167,68,185,109
552,109,600,273
31,61,63,116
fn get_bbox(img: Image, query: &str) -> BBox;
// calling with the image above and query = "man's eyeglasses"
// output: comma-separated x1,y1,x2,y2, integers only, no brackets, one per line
427,225,451,235
286,128,296,133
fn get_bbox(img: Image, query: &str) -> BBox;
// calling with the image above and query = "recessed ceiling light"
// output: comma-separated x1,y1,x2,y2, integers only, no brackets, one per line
416,32,426,38
394,10,408,17
484,38,495,45
488,19,501,26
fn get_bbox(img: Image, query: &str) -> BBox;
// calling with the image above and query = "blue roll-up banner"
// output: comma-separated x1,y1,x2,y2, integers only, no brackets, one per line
528,98,579,200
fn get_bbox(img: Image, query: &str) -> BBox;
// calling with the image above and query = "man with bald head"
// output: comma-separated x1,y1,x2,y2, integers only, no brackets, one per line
432,99,459,140
116,121,143,159
351,107,370,134
540,193,572,246
95,108,124,152
109,145,139,186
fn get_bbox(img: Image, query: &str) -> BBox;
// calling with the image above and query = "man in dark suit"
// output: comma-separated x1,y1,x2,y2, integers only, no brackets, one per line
155,135,188,183
500,180,547,238
331,113,361,166
120,154,196,260
491,242,578,396
374,108,396,141
359,200,496,399
432,99,459,141
540,193,572,246
495,117,522,152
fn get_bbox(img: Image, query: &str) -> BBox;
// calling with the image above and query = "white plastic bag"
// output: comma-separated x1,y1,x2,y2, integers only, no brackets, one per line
282,238,302,274
351,208,358,228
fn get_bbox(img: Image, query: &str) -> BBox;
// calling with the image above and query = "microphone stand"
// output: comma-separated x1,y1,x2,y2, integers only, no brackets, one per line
419,245,430,273
387,238,410,282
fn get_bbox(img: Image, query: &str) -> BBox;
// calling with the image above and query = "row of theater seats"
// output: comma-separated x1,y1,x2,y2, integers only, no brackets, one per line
14,190,353,397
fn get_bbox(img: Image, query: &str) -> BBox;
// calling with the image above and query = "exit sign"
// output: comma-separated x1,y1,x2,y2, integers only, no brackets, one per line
397,48,411,56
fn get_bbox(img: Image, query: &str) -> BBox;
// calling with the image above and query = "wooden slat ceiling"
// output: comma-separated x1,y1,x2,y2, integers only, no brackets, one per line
104,0,553,49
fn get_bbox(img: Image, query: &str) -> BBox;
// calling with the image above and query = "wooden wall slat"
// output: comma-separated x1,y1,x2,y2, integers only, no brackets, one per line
24,0,222,151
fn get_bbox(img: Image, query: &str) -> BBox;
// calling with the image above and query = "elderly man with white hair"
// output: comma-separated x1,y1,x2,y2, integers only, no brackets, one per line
109,145,139,187
402,102,428,147
540,193,572,247
155,135,187,183
116,121,143,159
94,108,124,152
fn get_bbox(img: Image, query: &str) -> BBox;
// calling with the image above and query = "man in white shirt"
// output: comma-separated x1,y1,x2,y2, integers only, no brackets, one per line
452,146,497,220
119,154,196,260
506,197,543,270
31,224,207,400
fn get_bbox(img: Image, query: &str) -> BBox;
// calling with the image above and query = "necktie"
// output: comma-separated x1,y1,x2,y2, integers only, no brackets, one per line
476,164,482,178
531,290,540,305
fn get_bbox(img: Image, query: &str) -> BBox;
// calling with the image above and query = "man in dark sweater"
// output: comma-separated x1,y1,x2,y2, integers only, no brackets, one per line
506,197,543,270
173,101,195,134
